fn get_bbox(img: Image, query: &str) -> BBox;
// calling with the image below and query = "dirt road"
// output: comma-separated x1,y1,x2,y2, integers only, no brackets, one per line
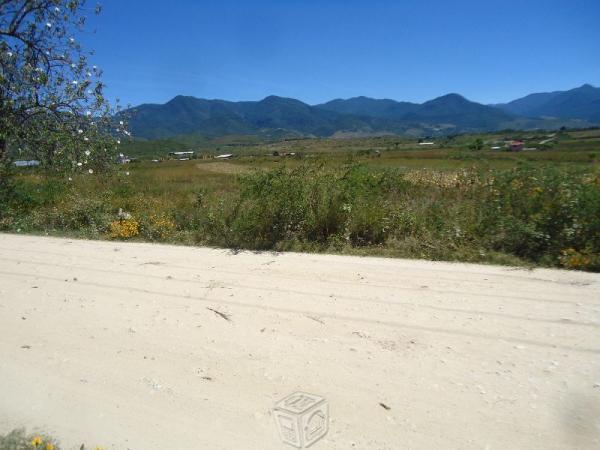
1,234,599,449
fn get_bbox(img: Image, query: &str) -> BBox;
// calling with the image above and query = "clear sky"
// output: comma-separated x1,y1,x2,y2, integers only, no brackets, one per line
82,0,600,107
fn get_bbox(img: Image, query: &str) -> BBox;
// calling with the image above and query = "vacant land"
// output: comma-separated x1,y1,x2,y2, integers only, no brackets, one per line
120,128,600,161
1,234,599,449
1,130,599,271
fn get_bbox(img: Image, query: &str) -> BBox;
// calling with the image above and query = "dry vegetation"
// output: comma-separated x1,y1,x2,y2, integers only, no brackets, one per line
1,131,599,271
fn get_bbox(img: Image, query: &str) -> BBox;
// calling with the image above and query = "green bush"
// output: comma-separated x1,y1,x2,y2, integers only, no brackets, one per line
477,165,600,268
193,162,599,270
196,164,409,250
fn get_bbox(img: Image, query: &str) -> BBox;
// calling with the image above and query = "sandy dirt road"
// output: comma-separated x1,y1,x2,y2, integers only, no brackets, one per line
1,233,599,450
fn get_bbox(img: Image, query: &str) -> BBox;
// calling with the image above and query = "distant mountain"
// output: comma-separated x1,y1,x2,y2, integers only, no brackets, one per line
495,84,600,122
126,95,406,140
316,94,514,130
401,94,515,129
124,85,600,140
317,96,420,119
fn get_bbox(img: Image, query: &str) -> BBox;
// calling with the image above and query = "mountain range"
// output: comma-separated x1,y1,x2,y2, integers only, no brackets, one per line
493,84,600,122
124,84,600,140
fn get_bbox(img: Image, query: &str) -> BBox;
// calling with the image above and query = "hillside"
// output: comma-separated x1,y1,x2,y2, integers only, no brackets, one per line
316,93,514,130
125,95,405,140
400,94,515,129
123,86,600,140
316,96,420,119
495,84,600,122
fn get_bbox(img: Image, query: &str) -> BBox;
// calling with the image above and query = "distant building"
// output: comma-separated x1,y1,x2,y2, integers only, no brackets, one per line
419,142,435,146
13,160,40,167
509,141,524,152
215,153,233,159
169,151,195,160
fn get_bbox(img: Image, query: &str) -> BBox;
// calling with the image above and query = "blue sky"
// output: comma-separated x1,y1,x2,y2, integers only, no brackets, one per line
82,0,600,107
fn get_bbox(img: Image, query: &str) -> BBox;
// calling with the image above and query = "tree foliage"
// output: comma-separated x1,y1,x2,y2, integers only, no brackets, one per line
0,0,126,175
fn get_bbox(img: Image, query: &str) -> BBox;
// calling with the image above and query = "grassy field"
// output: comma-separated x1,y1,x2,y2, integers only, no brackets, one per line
121,127,600,159
2,129,599,271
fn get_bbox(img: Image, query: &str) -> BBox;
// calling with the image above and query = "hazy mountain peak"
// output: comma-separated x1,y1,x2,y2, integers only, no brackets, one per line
260,95,301,103
426,93,469,104
167,95,197,103
123,84,599,140
497,84,600,121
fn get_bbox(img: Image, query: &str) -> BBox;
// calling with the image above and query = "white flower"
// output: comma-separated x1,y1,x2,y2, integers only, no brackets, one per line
85,150,91,156
86,72,92,77
54,6,60,12
77,129,83,134
72,80,78,85
85,111,92,116
88,169,94,174
83,137,89,142
71,63,76,68
119,120,124,126
116,139,121,144
77,162,82,167
69,37,75,43
93,65,97,70
6,51,13,57
68,177,72,181
126,171,130,176
46,22,52,28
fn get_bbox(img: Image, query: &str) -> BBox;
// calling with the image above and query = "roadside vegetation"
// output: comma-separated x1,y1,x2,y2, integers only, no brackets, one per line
2,149,598,271
0,428,102,450
0,429,56,450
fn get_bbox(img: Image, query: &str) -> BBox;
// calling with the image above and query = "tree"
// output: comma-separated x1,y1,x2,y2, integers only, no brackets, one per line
470,138,484,151
0,0,126,177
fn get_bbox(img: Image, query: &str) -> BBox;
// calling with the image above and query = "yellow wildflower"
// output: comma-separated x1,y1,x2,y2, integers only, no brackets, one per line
31,436,43,447
45,444,55,450
109,217,140,239
560,248,592,269
149,214,176,239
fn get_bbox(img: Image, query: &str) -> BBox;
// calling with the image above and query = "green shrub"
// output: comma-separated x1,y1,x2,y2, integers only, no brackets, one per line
192,162,599,270
477,165,600,268
196,164,409,250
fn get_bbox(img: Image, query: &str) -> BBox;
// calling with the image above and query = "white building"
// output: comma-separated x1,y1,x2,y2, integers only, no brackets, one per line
169,151,194,160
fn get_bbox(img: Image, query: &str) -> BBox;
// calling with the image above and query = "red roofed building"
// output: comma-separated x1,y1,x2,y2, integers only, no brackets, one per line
509,141,524,152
